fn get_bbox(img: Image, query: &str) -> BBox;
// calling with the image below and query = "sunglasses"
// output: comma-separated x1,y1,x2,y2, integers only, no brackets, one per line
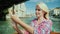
35,9,42,11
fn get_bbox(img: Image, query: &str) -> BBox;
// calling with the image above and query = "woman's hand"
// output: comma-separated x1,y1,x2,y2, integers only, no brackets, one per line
9,10,19,21
9,10,23,34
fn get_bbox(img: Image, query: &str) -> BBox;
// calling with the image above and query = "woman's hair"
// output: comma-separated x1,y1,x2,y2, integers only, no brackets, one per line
37,2,49,19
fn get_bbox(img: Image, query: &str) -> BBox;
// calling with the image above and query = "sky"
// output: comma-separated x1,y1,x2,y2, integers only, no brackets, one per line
24,0,60,14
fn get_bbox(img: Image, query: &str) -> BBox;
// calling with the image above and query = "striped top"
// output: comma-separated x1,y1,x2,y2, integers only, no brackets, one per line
24,19,52,34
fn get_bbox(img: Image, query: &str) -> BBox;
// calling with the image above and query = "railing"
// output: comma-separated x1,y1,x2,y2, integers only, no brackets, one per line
50,31,60,34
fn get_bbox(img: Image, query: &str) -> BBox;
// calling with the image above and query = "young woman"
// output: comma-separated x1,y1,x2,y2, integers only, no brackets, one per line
9,2,52,34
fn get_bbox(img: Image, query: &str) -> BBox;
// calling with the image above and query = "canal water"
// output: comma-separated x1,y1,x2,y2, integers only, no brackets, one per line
0,17,60,34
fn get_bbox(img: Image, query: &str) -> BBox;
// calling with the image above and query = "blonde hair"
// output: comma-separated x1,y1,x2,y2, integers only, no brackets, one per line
37,2,49,19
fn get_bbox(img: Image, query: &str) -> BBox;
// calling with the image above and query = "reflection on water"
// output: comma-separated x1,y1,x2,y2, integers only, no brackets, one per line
50,17,60,32
0,19,15,34
0,16,60,34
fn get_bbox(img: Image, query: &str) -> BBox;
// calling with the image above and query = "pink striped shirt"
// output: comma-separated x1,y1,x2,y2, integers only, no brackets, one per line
24,19,52,34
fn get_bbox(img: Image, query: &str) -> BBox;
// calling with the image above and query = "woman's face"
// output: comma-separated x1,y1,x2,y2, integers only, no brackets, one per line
35,5,44,18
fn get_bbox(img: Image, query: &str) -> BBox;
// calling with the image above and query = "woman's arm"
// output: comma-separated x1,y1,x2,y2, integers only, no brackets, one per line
9,11,34,34
11,15,34,34
12,23,23,34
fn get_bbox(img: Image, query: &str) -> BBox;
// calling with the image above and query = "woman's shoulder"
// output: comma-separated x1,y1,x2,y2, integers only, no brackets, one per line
47,19,52,23
44,19,53,25
31,18,37,24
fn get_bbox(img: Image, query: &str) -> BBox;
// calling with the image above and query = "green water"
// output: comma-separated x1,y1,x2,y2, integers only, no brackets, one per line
50,17,60,32
0,17,34,34
0,17,60,34
0,19,15,34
